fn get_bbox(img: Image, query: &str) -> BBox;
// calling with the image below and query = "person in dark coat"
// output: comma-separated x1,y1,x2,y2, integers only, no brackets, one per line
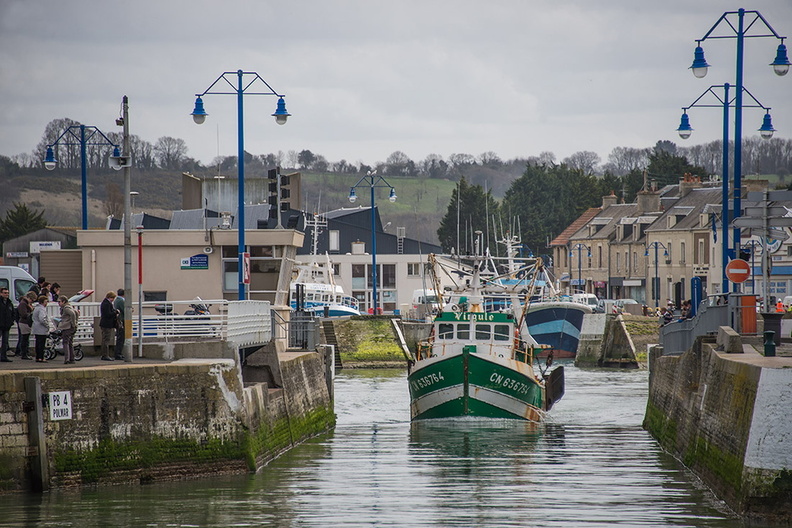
0,287,15,362
99,291,118,361
15,292,34,360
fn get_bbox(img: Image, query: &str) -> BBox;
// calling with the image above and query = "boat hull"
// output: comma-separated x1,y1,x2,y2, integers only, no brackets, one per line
409,349,545,422
523,301,589,358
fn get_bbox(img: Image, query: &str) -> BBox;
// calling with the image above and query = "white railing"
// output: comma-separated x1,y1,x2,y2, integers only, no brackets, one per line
47,299,271,346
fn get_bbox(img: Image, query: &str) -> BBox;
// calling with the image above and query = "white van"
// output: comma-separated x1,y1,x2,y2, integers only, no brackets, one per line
572,293,598,309
0,266,36,306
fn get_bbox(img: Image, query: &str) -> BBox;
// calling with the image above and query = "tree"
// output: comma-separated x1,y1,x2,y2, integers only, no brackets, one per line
0,202,47,246
154,136,188,170
35,118,81,169
501,164,602,252
562,151,601,175
603,146,650,176
385,151,413,176
103,183,124,218
436,178,499,253
298,149,316,170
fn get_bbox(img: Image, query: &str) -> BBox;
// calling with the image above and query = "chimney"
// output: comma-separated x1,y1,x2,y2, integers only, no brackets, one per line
637,189,660,213
679,172,702,197
602,190,618,208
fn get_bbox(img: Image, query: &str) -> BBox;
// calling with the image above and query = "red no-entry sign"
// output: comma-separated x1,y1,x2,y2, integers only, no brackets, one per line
725,259,751,283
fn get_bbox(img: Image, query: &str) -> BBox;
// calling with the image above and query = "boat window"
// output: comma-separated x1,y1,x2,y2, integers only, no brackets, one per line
494,325,510,341
438,324,454,340
475,324,491,340
457,324,469,339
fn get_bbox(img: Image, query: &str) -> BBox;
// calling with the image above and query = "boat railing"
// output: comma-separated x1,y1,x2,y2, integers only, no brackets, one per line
415,337,536,365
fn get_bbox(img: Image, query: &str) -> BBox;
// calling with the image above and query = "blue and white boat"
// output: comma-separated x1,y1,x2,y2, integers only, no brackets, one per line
291,214,360,318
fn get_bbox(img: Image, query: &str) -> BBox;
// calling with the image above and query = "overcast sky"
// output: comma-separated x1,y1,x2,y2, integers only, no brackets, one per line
1,0,791,169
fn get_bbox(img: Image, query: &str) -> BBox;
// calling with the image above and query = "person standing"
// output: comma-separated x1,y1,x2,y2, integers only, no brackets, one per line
113,288,125,360
32,296,52,362
50,283,61,302
57,295,78,364
28,277,45,296
99,291,118,361
0,287,15,363
15,292,35,360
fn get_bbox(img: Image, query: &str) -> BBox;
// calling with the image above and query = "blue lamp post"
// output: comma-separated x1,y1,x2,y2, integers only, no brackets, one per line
676,84,775,292
348,170,396,314
192,70,290,300
569,243,591,295
645,242,669,308
688,8,788,293
43,125,120,229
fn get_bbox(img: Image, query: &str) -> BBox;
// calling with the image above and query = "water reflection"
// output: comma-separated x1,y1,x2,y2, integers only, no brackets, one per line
0,366,749,527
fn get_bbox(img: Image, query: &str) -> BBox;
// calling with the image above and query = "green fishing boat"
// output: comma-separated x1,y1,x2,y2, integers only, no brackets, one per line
407,247,564,422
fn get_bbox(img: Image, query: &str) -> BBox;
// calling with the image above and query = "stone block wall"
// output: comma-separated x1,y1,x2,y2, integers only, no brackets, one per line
645,340,792,522
0,352,334,491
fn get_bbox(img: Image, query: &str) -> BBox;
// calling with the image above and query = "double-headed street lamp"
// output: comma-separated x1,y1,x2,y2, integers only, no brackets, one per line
677,84,775,291
645,242,669,308
569,243,590,295
348,170,397,314
686,8,788,293
43,125,123,229
191,70,290,300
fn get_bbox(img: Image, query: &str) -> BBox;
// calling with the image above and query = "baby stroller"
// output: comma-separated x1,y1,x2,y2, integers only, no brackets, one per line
44,329,84,361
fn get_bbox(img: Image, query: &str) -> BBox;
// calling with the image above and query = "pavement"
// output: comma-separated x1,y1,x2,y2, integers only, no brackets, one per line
0,351,172,371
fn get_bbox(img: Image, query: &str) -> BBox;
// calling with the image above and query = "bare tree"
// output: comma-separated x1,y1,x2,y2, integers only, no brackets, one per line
538,151,556,166
562,150,601,175
154,136,188,170
385,150,413,176
35,118,81,169
103,182,124,218
479,151,502,166
603,146,650,176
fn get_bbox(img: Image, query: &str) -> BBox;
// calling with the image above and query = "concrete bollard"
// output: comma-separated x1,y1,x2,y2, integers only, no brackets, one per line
763,331,776,357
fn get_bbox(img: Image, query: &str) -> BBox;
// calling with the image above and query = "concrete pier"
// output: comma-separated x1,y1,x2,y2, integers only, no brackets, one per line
645,329,792,523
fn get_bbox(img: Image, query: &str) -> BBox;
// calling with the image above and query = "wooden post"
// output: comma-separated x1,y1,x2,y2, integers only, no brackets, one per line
24,377,49,491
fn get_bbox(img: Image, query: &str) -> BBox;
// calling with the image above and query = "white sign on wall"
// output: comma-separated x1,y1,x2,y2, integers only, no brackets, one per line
49,391,72,421
30,241,61,254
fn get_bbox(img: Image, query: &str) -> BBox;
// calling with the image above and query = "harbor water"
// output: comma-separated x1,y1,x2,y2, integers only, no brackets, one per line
0,362,752,527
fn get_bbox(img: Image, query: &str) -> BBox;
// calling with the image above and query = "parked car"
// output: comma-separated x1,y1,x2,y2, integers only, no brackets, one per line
594,299,615,313
614,298,639,314
0,266,36,306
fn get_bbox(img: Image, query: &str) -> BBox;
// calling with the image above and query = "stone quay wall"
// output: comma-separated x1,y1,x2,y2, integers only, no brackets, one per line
645,337,792,523
0,352,334,491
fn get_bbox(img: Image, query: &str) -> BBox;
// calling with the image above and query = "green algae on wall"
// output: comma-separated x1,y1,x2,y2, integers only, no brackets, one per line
335,318,404,363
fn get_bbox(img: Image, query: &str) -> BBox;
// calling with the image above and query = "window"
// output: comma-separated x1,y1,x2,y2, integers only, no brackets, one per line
438,323,454,339
494,325,510,341
381,264,396,288
698,240,705,265
666,241,672,263
680,242,686,265
407,263,421,276
475,324,491,340
352,264,367,289
329,230,340,252
598,246,602,268
616,252,621,273
457,324,469,340
332,263,340,276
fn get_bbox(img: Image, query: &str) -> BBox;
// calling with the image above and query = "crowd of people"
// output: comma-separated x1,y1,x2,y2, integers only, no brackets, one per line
0,276,125,365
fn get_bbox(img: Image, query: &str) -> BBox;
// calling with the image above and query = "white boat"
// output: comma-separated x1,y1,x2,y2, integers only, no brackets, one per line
291,214,360,318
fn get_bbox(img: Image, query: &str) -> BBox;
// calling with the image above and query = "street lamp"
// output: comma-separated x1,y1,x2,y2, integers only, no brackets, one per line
645,242,669,308
688,8,788,293
348,170,397,314
676,84,775,292
569,243,591,295
43,125,120,229
192,70,290,300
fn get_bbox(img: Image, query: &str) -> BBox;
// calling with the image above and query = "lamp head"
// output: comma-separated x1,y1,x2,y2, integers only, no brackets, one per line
690,45,710,79
388,188,397,203
644,249,649,257
677,112,693,140
759,112,775,139
272,97,290,125
771,42,790,76
348,188,357,203
43,146,57,171
191,96,208,125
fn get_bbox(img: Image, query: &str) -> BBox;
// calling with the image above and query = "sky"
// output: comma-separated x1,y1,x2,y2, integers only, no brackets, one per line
1,0,791,170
